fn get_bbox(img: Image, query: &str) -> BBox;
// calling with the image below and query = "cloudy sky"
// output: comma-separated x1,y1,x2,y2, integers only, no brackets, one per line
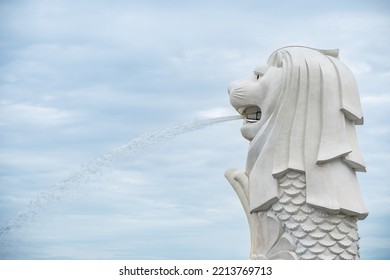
0,0,389,260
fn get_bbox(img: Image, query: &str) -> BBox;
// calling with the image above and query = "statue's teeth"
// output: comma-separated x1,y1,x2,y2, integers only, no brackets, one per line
245,109,261,121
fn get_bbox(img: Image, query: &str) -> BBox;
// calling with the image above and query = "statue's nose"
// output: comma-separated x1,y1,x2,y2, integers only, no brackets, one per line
227,81,239,95
228,78,250,96
227,84,232,95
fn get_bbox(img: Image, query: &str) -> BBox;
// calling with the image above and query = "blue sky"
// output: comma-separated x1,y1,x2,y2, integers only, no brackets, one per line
0,0,389,259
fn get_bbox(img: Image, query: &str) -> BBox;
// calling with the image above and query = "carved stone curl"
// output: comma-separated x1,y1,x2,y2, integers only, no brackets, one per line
225,46,368,260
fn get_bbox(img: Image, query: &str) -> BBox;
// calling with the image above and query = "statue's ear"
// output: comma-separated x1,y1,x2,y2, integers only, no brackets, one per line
269,51,283,67
315,48,339,59
275,52,283,67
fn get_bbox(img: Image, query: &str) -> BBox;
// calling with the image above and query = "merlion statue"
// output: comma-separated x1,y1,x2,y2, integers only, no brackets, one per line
225,46,368,260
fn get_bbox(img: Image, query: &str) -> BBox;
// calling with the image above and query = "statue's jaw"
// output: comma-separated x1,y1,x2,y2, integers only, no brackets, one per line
239,105,263,141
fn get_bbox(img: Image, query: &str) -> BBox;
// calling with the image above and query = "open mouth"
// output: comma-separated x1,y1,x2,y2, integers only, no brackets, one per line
243,106,261,123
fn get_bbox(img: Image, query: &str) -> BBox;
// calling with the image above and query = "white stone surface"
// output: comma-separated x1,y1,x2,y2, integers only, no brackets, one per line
225,46,368,260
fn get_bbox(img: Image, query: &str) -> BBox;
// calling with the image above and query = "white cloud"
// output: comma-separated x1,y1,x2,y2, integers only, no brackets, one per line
0,102,81,127
381,71,390,78
348,61,373,74
362,95,390,105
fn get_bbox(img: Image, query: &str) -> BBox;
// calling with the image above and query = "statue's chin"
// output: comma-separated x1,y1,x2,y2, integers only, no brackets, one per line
241,122,261,141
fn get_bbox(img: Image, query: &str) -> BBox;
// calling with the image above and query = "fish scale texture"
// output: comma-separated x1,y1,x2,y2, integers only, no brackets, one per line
271,171,360,260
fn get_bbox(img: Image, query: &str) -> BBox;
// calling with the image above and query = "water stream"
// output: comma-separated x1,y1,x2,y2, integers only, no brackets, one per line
0,115,242,243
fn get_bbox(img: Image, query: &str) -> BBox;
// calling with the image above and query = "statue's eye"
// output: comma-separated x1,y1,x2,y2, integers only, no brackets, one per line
253,65,269,80
254,71,265,80
255,73,264,80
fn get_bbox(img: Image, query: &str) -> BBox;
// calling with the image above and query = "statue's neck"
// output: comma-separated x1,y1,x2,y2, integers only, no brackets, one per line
245,116,274,175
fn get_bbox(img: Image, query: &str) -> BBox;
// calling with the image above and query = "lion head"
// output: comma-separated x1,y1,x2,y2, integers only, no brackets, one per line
228,46,368,219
